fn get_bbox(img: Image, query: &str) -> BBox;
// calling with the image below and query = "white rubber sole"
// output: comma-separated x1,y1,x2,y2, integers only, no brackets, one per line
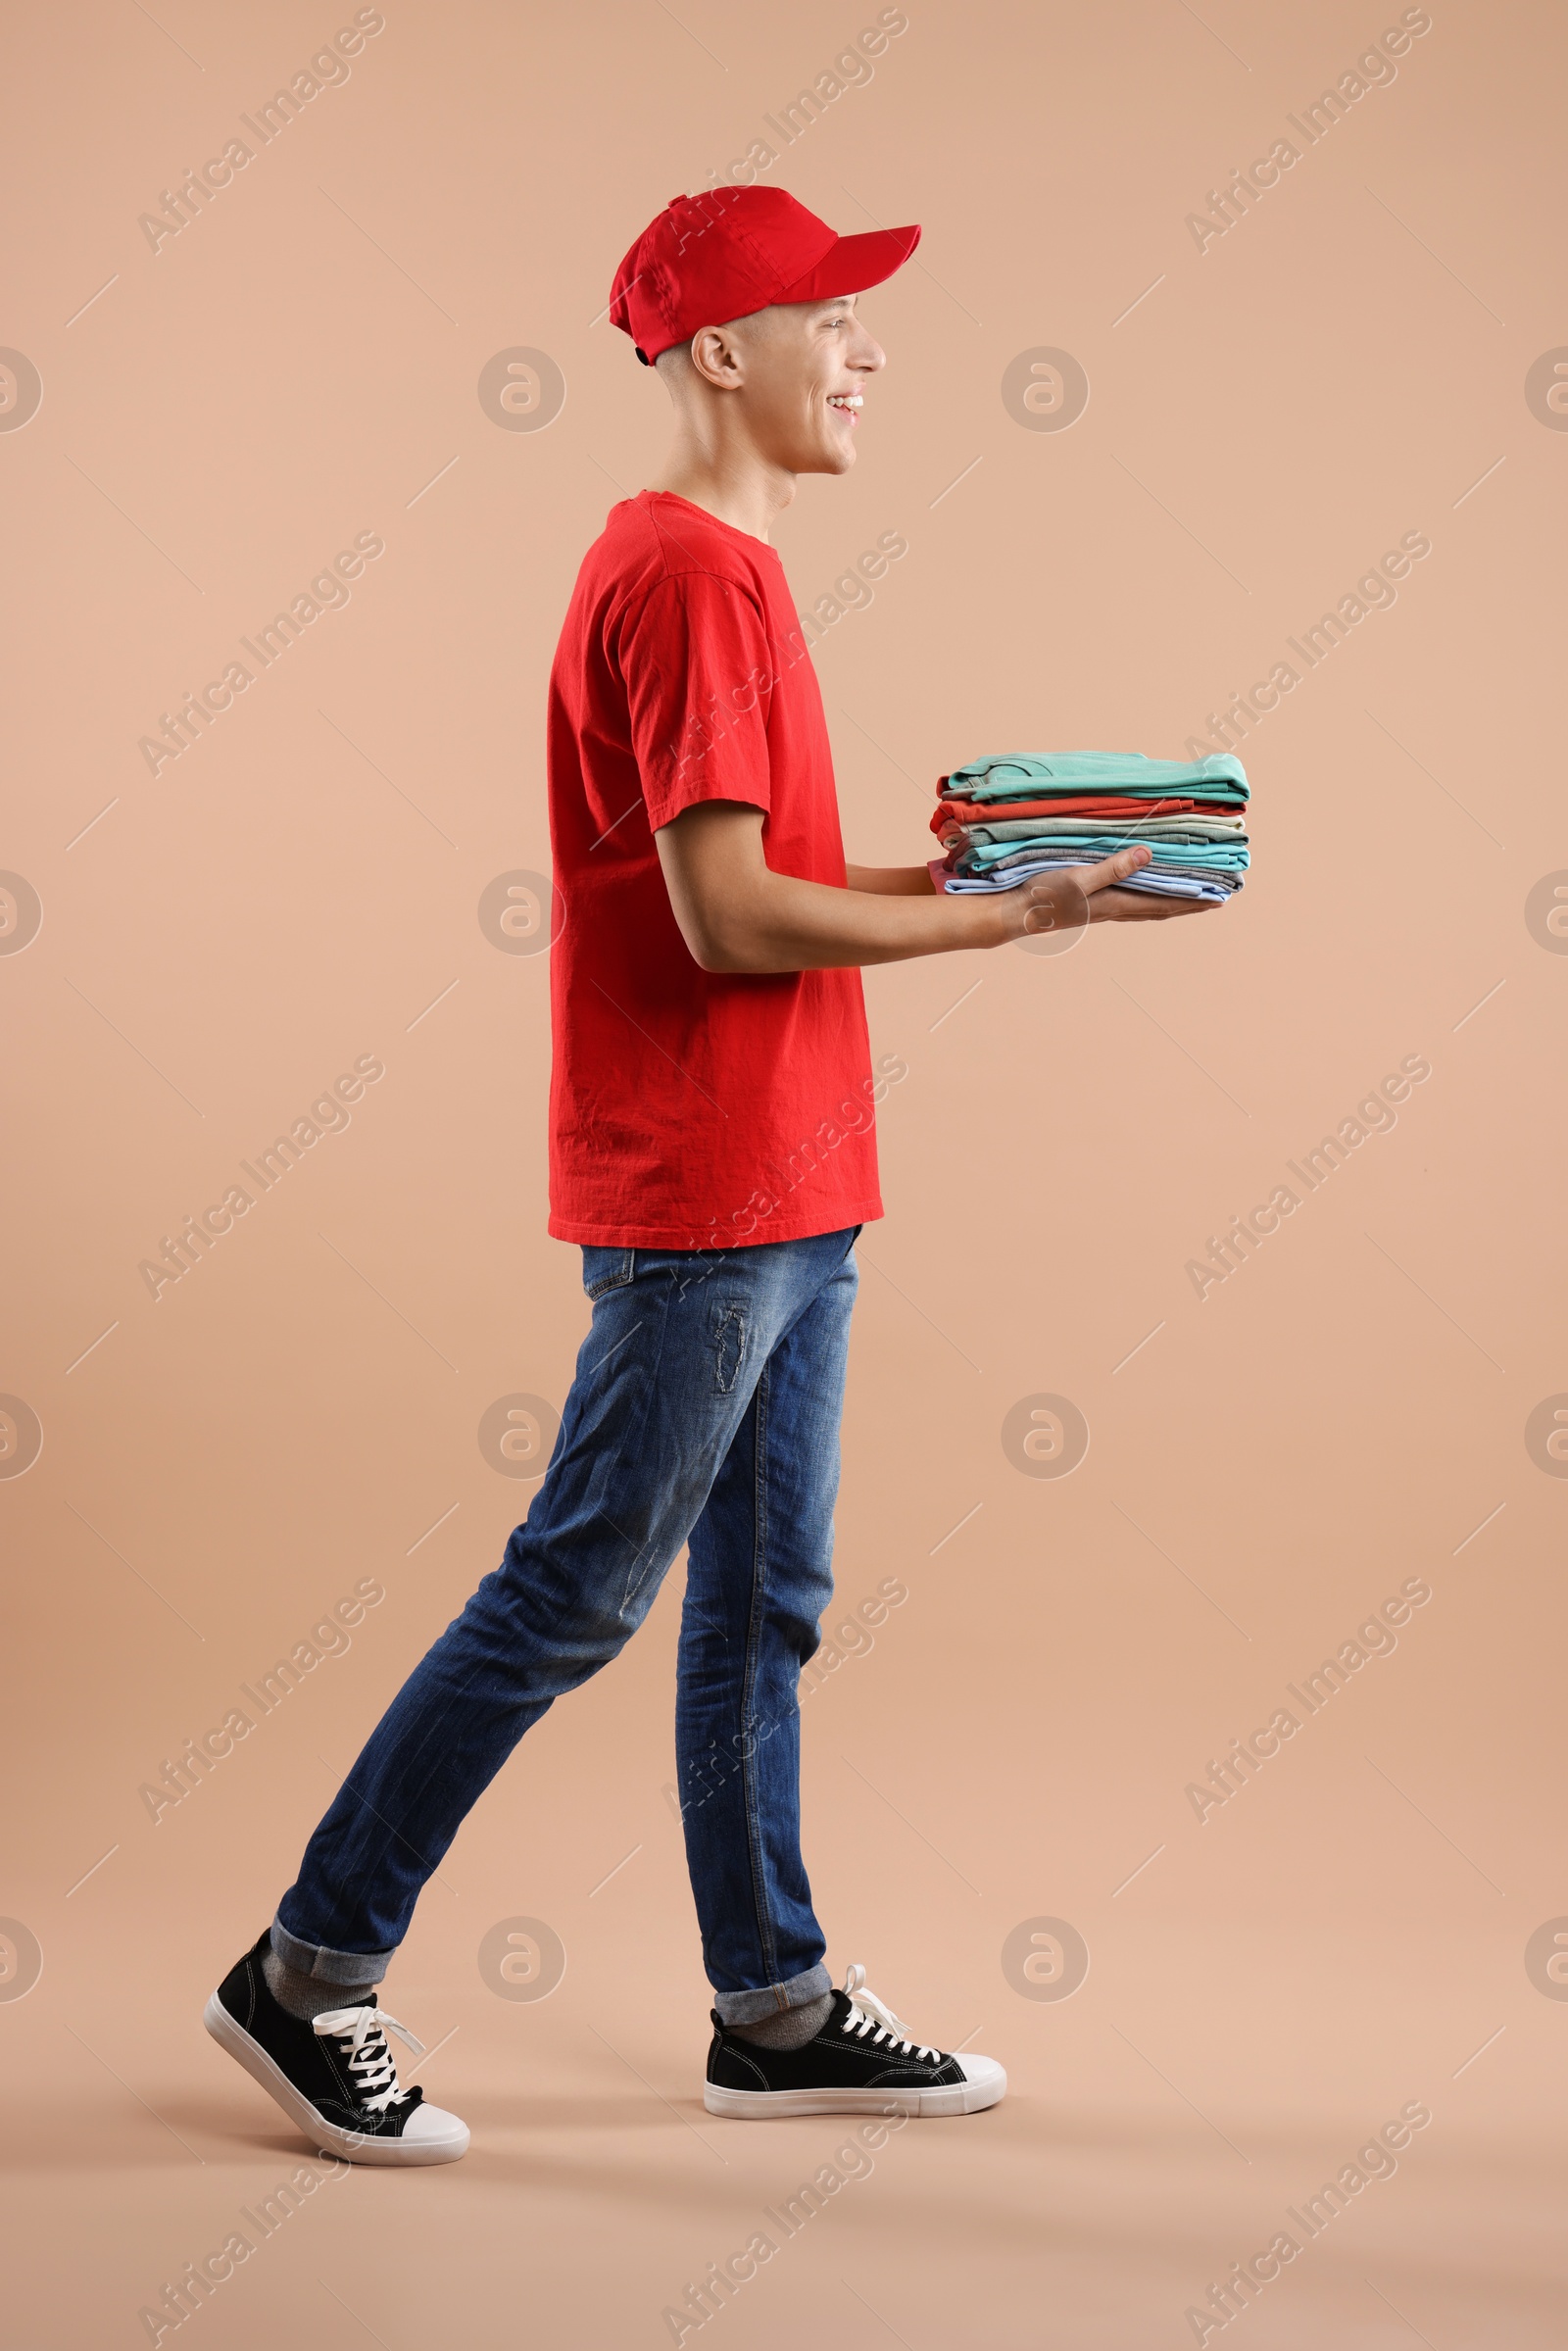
704,2057,1005,2121
203,1990,469,2166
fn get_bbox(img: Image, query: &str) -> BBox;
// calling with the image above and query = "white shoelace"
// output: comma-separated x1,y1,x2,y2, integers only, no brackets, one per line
839,1963,939,2062
313,2004,424,2114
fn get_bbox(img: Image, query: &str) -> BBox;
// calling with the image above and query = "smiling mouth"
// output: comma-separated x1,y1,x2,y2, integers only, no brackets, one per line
827,394,863,422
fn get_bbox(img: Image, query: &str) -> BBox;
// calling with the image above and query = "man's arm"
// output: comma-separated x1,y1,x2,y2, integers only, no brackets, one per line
655,802,1207,975
845,862,941,897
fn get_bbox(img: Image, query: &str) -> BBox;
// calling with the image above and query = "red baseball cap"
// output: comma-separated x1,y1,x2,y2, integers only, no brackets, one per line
609,187,921,366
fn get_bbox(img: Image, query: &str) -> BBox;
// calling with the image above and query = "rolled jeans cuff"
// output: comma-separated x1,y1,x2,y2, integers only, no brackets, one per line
270,1908,393,1988
712,1962,832,2027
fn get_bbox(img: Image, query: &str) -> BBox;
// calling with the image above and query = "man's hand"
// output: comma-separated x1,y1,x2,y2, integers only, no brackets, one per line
1085,842,1221,922
1087,864,1221,921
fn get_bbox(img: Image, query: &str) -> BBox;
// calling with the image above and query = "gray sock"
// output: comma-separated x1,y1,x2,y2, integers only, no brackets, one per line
730,1990,834,2050
263,1944,377,2023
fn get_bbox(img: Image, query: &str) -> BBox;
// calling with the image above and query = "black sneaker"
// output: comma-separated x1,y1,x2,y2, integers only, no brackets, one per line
704,1963,1005,2119
203,1931,468,2166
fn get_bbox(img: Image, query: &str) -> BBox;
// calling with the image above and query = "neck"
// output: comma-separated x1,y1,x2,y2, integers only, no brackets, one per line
648,423,797,544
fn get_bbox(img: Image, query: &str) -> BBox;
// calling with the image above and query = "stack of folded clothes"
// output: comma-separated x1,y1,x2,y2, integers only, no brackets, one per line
928,752,1250,906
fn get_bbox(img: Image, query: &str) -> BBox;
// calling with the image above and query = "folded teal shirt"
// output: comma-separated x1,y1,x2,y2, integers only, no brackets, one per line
956,816,1246,846
958,836,1250,874
943,751,1250,806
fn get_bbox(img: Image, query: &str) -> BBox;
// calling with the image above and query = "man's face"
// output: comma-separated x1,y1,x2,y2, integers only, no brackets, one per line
736,295,887,475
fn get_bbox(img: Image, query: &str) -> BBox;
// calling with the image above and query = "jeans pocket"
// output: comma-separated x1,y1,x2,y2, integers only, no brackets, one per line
582,1247,637,1299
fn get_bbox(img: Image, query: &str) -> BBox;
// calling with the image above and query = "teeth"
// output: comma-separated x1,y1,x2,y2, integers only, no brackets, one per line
828,395,862,409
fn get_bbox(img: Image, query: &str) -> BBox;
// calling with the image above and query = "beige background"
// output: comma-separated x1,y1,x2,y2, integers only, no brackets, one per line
4,1,1566,2343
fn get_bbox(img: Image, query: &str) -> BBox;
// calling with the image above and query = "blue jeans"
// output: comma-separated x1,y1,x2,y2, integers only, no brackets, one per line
273,1226,860,2024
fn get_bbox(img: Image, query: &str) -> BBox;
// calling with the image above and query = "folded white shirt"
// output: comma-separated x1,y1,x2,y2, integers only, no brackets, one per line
927,857,1234,905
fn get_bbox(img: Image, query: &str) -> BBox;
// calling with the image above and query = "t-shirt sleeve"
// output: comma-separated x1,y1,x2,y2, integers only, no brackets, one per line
618,570,774,830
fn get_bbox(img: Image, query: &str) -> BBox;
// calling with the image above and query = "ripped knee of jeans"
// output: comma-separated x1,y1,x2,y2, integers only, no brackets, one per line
712,1305,747,1395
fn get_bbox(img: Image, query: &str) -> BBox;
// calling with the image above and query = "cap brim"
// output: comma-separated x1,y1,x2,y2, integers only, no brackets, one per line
781,223,921,302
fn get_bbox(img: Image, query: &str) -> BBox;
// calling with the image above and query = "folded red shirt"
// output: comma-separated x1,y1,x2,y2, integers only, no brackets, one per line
929,793,1236,836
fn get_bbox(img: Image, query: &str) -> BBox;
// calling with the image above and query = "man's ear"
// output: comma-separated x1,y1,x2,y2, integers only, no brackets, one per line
688,320,748,392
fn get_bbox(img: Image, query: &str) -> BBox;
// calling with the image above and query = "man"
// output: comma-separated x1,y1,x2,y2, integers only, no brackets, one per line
205,187,1205,2166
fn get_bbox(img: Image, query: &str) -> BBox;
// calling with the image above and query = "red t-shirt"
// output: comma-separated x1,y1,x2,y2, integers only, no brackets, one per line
545,490,885,1249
